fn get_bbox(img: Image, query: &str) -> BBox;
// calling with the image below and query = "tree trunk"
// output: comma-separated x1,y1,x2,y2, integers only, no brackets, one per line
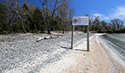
47,19,51,34
15,11,26,33
9,19,13,33
10,23,13,34
21,20,26,33
25,24,30,32
62,22,64,34
47,26,51,34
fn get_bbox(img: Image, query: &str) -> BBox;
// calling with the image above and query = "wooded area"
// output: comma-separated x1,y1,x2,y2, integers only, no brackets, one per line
0,0,125,34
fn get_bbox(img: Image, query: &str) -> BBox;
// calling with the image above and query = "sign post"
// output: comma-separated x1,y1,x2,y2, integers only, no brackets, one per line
87,24,89,51
71,16,89,51
71,26,74,49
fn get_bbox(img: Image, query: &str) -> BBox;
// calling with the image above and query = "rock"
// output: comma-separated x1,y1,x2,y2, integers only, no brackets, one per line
51,36,57,39
86,68,89,70
44,36,51,39
36,37,45,42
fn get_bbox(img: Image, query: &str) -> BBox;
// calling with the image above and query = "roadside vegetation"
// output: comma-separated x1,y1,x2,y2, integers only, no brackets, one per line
91,16,125,33
0,0,125,34
0,0,74,34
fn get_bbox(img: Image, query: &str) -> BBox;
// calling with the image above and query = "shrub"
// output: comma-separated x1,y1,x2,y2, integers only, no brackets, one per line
31,29,38,33
115,28,125,33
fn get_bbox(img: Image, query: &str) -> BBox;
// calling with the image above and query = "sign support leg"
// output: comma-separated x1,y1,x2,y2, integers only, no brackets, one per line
71,26,74,49
87,25,89,51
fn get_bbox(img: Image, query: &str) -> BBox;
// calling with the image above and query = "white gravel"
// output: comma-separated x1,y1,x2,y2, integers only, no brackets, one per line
0,32,94,73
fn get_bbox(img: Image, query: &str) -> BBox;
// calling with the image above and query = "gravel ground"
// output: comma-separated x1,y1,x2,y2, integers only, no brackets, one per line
0,32,94,73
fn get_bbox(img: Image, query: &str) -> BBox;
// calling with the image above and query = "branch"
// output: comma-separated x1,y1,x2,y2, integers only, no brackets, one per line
51,0,64,18
39,0,46,8
15,10,22,20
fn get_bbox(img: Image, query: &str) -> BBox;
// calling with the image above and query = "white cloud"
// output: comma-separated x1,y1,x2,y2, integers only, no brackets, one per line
110,6,125,20
92,13,103,17
92,13,109,21
91,6,125,21
104,17,109,20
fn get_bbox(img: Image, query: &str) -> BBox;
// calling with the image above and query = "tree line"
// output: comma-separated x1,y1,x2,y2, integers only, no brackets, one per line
75,15,125,33
0,0,125,34
0,0,74,34
91,16,125,33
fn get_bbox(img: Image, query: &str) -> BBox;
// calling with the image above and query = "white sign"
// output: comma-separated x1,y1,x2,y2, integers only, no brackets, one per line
72,16,89,26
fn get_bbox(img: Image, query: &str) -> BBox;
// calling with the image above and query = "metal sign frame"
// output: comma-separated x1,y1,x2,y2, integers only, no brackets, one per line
71,16,89,51
72,16,89,26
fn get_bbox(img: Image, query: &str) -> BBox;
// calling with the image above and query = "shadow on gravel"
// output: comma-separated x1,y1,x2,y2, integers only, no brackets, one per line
61,46,72,50
74,49,89,52
61,46,89,52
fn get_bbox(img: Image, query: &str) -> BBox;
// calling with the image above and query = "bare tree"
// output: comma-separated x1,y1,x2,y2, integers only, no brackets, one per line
57,1,68,33
57,0,74,33
93,16,100,31
39,0,67,34
68,8,74,21
2,0,29,33
28,2,37,12
110,19,124,30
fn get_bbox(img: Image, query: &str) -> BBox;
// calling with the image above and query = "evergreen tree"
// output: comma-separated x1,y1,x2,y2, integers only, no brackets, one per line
31,7,44,33
100,21,107,32
0,2,9,33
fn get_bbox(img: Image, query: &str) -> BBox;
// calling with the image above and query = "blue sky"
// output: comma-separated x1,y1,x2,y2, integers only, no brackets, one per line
2,0,124,22
71,0,125,22
28,0,125,22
